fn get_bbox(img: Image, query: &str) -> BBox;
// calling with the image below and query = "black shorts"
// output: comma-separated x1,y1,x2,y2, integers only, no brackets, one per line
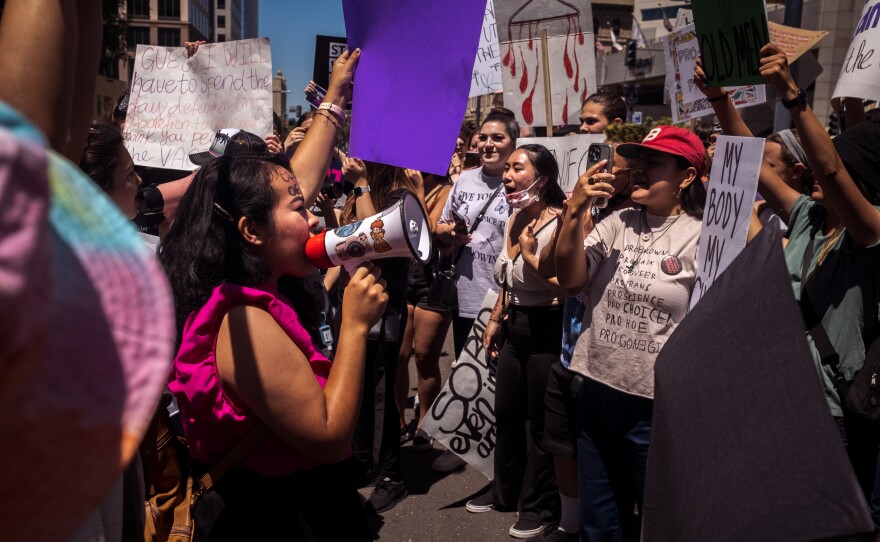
542,361,583,458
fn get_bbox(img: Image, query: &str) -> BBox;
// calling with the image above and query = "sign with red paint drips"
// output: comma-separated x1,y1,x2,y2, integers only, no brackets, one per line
497,0,597,127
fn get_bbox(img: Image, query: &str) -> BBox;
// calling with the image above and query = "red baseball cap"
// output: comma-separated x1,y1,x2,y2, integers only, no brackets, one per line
616,125,706,174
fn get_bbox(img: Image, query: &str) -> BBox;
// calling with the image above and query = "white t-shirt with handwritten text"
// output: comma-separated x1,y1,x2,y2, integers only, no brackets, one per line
439,167,510,319
570,208,701,399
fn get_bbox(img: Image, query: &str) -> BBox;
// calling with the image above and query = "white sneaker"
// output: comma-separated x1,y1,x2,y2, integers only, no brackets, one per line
431,450,466,472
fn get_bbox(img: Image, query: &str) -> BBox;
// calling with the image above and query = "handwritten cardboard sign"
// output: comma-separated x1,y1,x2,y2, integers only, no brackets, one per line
124,39,273,171
517,134,605,193
689,135,763,310
768,22,828,63
691,0,770,86
342,0,485,175
833,0,880,104
663,24,766,124
470,0,503,97
496,0,597,127
421,290,499,481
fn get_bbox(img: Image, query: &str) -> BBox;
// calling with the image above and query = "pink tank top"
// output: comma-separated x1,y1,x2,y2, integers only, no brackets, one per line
168,283,333,476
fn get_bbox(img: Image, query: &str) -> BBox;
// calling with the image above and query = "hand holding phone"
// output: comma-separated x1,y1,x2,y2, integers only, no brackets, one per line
585,143,614,209
305,82,328,108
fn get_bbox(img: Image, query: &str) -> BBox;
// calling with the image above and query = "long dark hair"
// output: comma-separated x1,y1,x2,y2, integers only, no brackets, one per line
79,125,124,193
518,144,566,208
160,154,290,336
673,155,707,219
339,161,421,225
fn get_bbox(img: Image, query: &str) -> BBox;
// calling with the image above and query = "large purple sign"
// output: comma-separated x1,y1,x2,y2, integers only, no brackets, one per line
342,0,485,175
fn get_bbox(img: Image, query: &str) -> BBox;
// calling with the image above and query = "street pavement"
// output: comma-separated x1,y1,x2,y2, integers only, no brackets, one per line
357,328,523,541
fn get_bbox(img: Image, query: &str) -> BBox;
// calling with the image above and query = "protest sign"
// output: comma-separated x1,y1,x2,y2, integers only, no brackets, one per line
518,134,605,193
663,24,765,124
691,0,770,86
768,22,828,63
421,291,500,481
313,35,348,91
689,135,763,310
496,0,597,127
342,0,485,175
470,0,503,97
125,39,273,171
833,0,880,104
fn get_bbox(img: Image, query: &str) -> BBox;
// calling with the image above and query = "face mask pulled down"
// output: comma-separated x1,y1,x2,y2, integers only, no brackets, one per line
506,179,541,209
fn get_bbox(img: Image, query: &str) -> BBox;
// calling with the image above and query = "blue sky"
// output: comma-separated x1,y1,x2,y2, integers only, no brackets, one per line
258,0,346,119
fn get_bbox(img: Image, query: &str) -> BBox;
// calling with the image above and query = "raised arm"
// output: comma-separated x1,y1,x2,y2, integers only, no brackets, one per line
0,0,102,157
290,49,360,208
694,56,801,222
760,44,880,248
555,161,614,292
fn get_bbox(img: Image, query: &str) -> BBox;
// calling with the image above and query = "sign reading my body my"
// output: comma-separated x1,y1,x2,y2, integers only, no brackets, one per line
689,135,763,310
125,38,273,171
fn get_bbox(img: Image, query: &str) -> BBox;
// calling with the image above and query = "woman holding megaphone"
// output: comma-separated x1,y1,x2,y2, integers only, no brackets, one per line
160,49,382,541
337,158,424,513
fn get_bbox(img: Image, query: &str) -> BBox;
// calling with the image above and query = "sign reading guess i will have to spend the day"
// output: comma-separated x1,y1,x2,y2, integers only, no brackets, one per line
124,38,274,171
689,135,763,310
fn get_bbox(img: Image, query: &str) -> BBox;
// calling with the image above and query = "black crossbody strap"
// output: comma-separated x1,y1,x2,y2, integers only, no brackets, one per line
451,184,505,266
798,237,844,379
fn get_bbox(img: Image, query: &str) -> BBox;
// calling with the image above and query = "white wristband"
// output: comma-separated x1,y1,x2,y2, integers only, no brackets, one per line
319,102,347,124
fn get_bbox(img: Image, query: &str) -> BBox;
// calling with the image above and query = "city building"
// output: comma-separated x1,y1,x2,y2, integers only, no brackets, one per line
273,69,288,122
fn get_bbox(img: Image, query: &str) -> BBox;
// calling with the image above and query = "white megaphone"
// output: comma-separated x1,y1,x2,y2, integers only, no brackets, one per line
305,192,433,272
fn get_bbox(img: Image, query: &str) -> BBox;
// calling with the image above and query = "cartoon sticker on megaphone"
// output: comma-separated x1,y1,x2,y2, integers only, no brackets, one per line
306,192,433,272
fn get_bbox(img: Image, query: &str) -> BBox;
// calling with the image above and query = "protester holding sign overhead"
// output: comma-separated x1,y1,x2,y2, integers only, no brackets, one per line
697,44,880,523
555,126,707,541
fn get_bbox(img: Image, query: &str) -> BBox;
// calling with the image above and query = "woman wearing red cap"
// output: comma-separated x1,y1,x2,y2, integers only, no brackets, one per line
554,125,707,540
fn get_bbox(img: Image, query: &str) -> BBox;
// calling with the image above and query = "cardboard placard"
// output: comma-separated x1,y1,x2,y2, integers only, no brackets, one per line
470,0,503,97
768,22,828,63
691,0,770,87
689,135,763,310
517,134,605,193
832,0,880,103
663,24,766,124
124,39,274,171
496,0,597,127
421,290,500,481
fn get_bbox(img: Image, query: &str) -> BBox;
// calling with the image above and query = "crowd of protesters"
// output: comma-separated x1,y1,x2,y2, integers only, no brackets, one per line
2,1,880,541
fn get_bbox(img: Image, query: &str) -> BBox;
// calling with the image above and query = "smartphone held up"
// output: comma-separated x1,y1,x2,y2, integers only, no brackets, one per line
585,143,614,209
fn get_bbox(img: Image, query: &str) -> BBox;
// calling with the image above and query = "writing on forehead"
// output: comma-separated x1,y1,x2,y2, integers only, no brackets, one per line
282,171,303,198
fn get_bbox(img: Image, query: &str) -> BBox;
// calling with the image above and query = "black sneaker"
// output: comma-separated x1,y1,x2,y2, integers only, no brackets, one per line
465,491,496,513
400,426,413,445
509,518,546,539
526,524,578,542
367,477,408,513
412,428,434,451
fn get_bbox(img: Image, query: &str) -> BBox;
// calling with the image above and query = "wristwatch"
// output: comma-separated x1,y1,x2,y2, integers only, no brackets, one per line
352,185,371,197
782,88,807,109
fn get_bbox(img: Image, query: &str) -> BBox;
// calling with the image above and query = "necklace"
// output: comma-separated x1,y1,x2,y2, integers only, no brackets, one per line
627,210,685,271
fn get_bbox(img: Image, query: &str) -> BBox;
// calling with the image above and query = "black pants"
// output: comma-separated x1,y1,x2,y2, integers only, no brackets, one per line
200,462,371,541
351,336,404,482
453,314,476,360
836,414,880,527
492,305,563,524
